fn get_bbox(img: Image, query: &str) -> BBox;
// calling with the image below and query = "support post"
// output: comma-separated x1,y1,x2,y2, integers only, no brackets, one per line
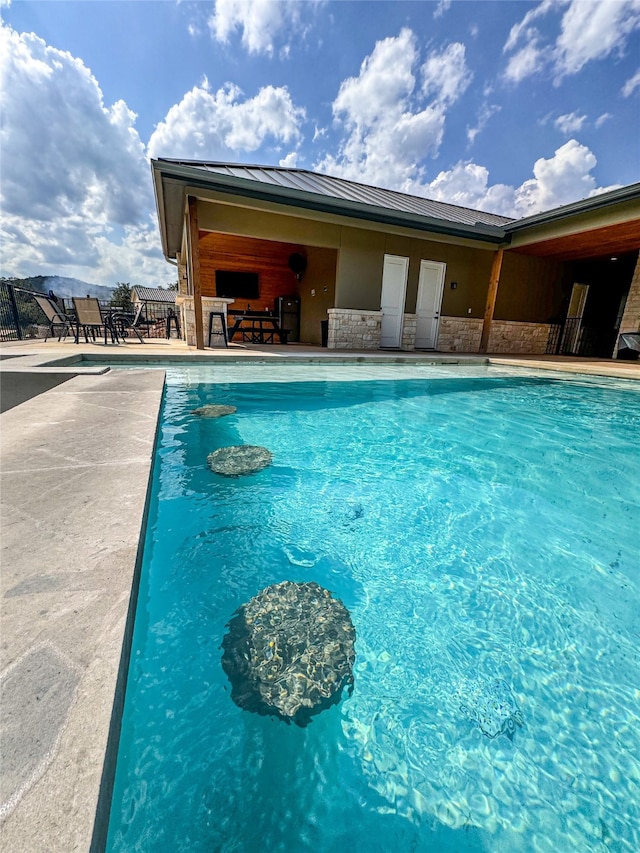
479,248,504,354
187,195,205,350
7,284,22,340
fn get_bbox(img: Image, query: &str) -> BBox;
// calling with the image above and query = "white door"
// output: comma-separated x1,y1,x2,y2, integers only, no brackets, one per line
415,260,446,349
380,254,409,348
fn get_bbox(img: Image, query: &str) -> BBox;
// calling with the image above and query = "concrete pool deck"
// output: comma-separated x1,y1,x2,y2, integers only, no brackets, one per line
1,339,639,851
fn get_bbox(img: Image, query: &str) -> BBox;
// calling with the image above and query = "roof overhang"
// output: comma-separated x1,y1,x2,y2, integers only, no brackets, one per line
151,159,507,261
508,218,640,261
505,183,640,260
151,160,640,265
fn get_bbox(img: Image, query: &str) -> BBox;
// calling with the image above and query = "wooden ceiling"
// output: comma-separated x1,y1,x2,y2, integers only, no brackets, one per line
511,218,640,261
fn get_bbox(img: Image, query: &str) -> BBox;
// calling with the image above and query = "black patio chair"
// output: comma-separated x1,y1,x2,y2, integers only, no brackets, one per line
34,295,74,342
109,304,150,343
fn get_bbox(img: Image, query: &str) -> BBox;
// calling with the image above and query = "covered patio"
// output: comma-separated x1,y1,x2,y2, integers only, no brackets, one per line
151,160,640,359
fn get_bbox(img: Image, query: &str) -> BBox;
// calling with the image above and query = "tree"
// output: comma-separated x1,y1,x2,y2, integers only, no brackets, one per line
110,282,133,312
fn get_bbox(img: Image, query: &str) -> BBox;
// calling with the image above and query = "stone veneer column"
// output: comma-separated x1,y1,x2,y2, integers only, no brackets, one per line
176,296,235,346
614,253,640,357
401,314,417,350
327,308,382,349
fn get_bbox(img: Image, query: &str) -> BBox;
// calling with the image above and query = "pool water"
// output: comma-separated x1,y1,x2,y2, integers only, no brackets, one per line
107,368,640,852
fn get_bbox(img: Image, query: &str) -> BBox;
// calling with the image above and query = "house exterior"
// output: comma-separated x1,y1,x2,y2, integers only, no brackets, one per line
131,285,176,320
151,160,640,357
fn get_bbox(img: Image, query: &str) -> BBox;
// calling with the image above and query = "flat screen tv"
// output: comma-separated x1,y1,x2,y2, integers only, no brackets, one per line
215,270,259,299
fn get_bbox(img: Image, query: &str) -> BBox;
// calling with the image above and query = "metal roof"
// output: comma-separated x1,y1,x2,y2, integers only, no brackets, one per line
151,159,640,262
157,159,514,229
132,286,176,303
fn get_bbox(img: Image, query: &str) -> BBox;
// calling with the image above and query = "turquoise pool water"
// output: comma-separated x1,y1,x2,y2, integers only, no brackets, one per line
107,367,640,852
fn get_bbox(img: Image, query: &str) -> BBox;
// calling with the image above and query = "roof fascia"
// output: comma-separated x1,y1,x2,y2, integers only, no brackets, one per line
152,160,508,246
151,160,171,258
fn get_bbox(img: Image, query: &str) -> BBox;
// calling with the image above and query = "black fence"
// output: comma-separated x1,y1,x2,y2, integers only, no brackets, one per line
1,284,179,341
134,301,179,338
0,282,50,341
546,318,616,358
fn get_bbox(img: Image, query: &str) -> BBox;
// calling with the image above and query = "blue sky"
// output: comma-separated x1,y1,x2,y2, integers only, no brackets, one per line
1,0,639,287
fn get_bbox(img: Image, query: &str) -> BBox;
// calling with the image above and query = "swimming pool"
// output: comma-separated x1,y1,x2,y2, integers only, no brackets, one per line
106,365,640,852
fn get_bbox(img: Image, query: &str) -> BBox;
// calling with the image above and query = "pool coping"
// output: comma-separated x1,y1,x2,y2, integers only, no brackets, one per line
0,369,165,852
1,352,639,852
1,342,638,380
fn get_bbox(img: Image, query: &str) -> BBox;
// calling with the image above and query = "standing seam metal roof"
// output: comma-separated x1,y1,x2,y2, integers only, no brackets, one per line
132,286,176,303
158,160,514,229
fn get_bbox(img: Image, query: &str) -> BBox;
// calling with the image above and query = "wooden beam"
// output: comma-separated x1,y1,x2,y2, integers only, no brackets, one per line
187,196,205,350
479,248,504,353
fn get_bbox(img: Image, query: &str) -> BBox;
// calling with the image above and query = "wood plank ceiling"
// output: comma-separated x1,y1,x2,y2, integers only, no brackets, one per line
511,218,640,261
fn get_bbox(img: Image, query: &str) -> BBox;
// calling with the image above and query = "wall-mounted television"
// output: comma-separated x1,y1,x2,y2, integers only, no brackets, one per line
215,270,259,299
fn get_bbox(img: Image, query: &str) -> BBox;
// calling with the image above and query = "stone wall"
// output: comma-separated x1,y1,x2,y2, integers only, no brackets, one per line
615,253,640,356
487,320,552,354
436,317,483,352
434,316,551,353
327,308,381,349
176,296,235,346
401,314,417,350
322,309,555,354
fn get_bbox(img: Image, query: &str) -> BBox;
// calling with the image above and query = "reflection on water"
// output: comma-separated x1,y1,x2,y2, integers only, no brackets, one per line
107,371,640,853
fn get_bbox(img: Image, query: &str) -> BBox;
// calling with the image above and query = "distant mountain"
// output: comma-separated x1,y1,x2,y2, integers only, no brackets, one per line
1,275,115,300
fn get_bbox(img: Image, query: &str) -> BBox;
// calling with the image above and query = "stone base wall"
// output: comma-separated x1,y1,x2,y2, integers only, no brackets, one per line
327,308,381,349
436,317,483,352
176,296,235,346
321,309,555,354
487,320,552,354
434,317,551,354
401,314,417,350
615,253,640,356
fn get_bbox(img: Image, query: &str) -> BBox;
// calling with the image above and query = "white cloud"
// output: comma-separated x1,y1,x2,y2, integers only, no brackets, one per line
504,0,640,82
316,31,471,191
555,0,640,77
422,42,472,104
503,0,557,53
554,111,587,134
0,25,150,226
514,139,598,213
279,152,299,168
209,0,319,56
622,68,640,95
467,102,501,144
423,140,609,218
434,0,452,19
0,23,170,286
504,42,546,83
147,79,305,161
595,112,613,127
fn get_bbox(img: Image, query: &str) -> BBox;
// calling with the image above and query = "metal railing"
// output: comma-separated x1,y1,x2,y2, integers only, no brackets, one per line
0,282,50,340
546,318,615,358
1,285,181,342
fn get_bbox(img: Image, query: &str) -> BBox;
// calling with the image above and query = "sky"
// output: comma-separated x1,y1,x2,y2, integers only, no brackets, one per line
1,0,639,288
